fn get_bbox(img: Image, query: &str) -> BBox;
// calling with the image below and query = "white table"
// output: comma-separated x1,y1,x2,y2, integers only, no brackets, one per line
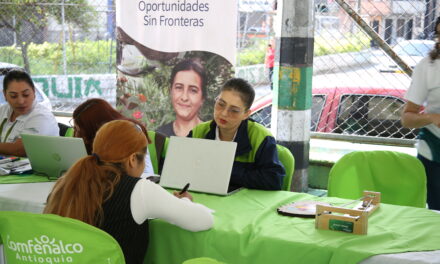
0,182,439,264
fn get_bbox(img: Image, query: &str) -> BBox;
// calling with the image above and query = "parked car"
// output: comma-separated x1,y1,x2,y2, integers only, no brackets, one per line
0,63,52,111
377,40,435,73
250,87,417,139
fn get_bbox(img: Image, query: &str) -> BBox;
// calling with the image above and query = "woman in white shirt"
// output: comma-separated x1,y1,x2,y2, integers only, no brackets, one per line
0,69,58,156
44,120,213,264
401,17,440,210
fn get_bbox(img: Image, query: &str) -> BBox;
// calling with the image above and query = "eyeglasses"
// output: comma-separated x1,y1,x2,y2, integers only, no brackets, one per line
214,97,245,118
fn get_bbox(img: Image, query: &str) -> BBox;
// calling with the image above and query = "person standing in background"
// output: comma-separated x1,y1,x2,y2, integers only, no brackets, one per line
265,43,275,90
401,17,440,210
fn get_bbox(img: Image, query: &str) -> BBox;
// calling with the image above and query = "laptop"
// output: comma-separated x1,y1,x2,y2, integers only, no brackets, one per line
159,136,240,196
21,134,88,179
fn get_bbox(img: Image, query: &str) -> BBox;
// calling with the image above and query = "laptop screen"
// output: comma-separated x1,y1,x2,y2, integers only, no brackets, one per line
159,137,237,196
21,134,87,179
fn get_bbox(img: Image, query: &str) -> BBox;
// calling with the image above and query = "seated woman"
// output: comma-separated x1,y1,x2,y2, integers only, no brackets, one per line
44,120,213,264
188,78,285,190
71,98,156,176
0,69,59,156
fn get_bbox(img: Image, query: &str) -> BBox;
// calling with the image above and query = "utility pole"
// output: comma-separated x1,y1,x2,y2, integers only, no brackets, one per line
272,0,314,192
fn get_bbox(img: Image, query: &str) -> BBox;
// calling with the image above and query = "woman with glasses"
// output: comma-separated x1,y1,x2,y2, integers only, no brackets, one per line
71,98,156,177
156,58,206,137
45,120,213,264
401,17,440,210
0,69,58,156
188,78,285,190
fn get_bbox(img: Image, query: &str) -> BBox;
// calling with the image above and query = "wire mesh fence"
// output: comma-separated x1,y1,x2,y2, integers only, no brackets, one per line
248,0,438,142
0,0,437,141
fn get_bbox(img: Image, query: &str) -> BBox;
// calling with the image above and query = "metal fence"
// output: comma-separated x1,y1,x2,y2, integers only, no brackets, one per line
247,0,438,144
0,0,438,143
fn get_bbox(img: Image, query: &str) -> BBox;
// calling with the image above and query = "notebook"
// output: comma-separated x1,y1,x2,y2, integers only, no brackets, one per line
21,134,88,179
159,136,239,196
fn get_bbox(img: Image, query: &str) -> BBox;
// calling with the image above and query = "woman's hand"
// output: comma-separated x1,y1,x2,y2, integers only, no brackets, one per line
427,113,440,128
173,191,193,201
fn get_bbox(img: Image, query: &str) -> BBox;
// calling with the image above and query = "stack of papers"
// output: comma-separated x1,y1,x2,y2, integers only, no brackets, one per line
0,158,32,175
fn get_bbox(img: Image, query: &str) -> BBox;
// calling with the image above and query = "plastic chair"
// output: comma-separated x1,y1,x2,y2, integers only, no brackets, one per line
182,257,225,264
277,144,295,191
0,211,125,263
328,150,426,208
147,131,169,175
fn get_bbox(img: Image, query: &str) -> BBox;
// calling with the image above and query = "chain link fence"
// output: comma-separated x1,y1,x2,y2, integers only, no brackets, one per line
0,0,438,142
0,0,116,112
248,0,438,143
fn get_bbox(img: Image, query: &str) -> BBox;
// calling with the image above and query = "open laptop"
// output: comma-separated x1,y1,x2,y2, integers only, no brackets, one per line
21,134,88,179
159,136,239,196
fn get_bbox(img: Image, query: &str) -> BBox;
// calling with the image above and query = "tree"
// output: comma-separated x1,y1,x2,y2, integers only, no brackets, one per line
0,0,95,73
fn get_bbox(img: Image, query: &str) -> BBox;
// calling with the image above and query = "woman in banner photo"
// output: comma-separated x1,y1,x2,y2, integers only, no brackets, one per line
156,58,207,137
71,98,156,177
44,120,214,264
188,78,285,190
0,69,58,156
401,17,440,210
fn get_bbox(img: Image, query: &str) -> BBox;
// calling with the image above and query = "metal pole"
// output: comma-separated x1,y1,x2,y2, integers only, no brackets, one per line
273,0,314,192
334,0,413,76
61,0,67,76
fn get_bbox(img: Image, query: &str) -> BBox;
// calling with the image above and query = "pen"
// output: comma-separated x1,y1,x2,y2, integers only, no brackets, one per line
179,183,190,195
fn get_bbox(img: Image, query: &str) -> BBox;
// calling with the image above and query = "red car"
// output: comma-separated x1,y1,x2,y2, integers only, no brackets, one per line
250,87,416,139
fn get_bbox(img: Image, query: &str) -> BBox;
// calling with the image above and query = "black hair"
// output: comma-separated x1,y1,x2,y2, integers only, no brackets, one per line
221,78,255,110
429,16,440,61
3,69,35,92
169,58,207,99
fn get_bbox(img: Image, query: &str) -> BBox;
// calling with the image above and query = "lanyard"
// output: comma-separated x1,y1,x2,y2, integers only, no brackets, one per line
0,118,18,143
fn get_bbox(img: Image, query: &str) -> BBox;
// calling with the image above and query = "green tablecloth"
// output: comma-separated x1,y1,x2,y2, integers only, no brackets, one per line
0,158,53,184
0,174,53,184
146,189,440,264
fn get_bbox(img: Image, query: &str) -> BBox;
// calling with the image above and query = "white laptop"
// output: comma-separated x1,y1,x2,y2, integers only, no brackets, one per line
159,136,240,196
21,134,88,179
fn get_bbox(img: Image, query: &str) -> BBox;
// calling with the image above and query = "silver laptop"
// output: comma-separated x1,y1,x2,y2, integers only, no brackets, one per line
159,136,239,196
21,134,88,179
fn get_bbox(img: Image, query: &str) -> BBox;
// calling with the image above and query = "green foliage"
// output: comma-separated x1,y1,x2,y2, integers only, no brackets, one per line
314,33,370,56
0,0,96,72
237,33,371,66
237,38,267,66
0,40,116,75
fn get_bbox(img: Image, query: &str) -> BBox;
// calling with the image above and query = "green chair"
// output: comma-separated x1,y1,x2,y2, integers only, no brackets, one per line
328,150,426,208
58,123,73,137
147,131,169,175
0,211,125,263
182,257,225,264
277,144,295,191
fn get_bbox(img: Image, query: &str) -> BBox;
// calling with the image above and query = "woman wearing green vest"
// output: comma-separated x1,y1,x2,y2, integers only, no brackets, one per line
189,78,285,190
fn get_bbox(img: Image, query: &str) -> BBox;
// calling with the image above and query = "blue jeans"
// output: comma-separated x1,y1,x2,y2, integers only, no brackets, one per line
419,155,440,210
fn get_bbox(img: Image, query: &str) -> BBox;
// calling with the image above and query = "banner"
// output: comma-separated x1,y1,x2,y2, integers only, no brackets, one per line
115,0,237,137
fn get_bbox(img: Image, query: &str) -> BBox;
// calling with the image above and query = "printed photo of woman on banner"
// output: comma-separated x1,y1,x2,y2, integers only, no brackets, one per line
115,0,236,137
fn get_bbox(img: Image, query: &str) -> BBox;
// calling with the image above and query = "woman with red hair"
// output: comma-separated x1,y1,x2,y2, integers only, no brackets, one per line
71,98,156,176
45,120,213,264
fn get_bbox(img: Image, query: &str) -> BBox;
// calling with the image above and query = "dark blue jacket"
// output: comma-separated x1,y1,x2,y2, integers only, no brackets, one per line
189,119,285,190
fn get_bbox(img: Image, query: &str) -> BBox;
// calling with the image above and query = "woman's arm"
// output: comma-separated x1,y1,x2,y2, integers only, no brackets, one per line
230,136,285,190
0,139,26,156
130,179,214,231
401,101,440,128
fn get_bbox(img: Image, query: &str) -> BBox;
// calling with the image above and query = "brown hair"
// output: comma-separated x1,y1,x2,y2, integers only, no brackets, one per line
429,16,440,61
44,120,148,226
73,98,150,154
